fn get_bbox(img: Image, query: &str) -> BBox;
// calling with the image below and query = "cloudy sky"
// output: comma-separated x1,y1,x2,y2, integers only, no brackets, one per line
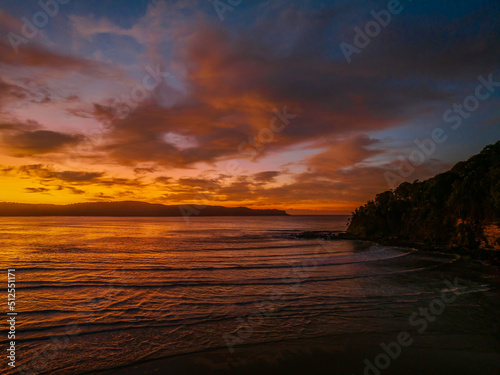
0,0,499,213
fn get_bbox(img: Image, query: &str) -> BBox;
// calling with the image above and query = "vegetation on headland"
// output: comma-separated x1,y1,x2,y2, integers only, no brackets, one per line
347,141,500,245
345,140,500,264
296,141,500,265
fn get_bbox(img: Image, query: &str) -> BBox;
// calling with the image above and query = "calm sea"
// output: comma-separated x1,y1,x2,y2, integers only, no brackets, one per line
0,216,498,374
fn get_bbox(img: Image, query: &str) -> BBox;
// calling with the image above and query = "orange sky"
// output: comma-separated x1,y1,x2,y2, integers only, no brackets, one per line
0,1,499,214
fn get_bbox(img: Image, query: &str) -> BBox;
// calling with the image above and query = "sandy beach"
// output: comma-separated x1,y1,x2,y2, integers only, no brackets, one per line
103,333,499,375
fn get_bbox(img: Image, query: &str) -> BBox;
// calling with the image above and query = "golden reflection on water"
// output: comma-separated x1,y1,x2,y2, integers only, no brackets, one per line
1,216,491,375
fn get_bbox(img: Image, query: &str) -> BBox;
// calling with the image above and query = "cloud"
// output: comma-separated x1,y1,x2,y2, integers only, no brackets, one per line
0,40,94,71
0,78,51,109
93,10,469,168
134,166,157,175
12,164,140,188
0,1,498,210
253,171,281,183
55,171,104,182
0,11,103,72
93,192,115,200
65,186,86,195
177,178,216,188
155,176,172,184
25,187,50,194
6,1,498,170
347,2,500,79
306,135,383,171
0,122,84,156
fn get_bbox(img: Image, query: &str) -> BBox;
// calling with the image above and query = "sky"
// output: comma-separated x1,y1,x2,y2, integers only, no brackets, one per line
0,0,499,214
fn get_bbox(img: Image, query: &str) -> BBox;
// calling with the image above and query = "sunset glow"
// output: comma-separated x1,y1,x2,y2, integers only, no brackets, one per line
0,0,499,213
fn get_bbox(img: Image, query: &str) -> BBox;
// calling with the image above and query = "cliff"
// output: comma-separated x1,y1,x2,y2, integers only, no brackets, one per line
347,140,500,251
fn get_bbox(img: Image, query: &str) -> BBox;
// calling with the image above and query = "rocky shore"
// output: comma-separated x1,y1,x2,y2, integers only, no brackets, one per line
291,231,500,266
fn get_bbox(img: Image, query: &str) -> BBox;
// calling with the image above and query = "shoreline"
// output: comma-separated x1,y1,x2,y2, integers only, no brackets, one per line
292,231,500,266
96,332,500,375
95,236,500,375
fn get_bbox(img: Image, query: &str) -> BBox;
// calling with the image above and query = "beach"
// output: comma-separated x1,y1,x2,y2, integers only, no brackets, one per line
1,216,498,374
106,333,500,375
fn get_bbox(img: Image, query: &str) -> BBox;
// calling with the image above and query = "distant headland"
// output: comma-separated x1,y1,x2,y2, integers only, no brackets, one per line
0,201,288,217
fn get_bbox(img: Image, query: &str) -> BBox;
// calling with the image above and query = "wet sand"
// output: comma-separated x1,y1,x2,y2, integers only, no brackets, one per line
103,333,500,375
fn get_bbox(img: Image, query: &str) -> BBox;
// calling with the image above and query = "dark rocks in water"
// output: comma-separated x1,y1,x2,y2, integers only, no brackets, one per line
292,230,500,266
292,231,355,240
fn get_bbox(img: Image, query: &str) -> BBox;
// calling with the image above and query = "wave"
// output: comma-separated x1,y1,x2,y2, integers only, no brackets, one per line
12,248,410,273
16,255,413,286
3,283,490,347
17,263,458,291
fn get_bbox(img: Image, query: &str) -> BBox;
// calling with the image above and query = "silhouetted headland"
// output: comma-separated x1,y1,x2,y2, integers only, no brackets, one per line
295,141,500,265
0,201,288,217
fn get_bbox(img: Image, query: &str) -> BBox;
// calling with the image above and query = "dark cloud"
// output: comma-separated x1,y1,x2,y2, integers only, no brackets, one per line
0,166,15,173
253,171,281,183
55,171,104,182
0,79,31,105
97,3,499,168
0,121,84,156
25,187,50,194
0,38,96,71
13,164,142,188
306,135,383,171
0,1,498,209
177,178,217,188
155,176,172,184
348,2,500,79
93,192,114,200
65,186,86,195
0,10,125,87
134,166,157,175
17,164,56,179
5,130,82,154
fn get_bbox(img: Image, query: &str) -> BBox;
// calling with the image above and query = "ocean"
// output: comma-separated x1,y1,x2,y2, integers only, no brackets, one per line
1,216,499,374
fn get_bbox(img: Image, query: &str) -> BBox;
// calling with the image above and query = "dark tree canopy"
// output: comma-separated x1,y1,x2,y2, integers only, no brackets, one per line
347,141,500,249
